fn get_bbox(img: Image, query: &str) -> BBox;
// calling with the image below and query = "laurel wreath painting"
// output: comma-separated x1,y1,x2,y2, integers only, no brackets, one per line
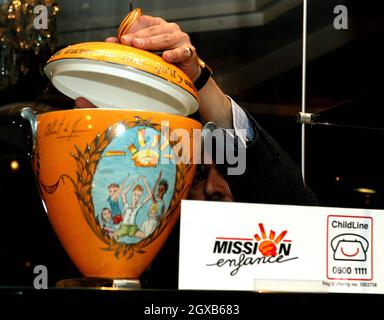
38,117,193,260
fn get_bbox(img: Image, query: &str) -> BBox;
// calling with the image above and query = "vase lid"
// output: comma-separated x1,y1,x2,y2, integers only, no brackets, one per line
44,42,199,116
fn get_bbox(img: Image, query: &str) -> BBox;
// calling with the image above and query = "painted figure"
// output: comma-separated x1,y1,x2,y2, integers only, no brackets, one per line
106,175,129,224
114,176,153,240
141,203,159,238
99,208,115,238
155,179,168,223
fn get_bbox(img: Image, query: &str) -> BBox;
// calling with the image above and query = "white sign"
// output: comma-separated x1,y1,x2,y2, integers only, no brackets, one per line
178,200,384,294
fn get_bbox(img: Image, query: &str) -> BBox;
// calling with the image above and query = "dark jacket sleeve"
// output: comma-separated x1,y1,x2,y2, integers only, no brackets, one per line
226,115,318,206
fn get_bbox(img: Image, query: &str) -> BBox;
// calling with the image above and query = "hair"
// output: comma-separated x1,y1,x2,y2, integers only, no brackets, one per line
150,203,158,213
159,179,169,192
133,184,144,193
108,183,119,189
100,208,111,222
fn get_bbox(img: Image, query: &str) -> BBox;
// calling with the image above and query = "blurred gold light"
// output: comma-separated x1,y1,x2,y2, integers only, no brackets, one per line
10,160,20,171
12,1,21,9
354,188,377,194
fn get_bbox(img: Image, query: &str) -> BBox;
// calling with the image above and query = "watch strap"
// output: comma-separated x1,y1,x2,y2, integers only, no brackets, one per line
194,57,213,91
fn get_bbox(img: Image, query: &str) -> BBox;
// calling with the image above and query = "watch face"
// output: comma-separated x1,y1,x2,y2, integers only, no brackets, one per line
197,57,206,68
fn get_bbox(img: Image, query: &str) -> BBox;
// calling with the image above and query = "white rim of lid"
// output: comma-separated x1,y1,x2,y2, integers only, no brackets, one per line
44,58,199,116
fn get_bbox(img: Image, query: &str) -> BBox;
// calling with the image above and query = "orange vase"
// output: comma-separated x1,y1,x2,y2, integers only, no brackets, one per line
21,108,202,285
29,8,203,286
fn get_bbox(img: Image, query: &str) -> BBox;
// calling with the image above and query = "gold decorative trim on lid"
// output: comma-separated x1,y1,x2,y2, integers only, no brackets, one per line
46,42,198,100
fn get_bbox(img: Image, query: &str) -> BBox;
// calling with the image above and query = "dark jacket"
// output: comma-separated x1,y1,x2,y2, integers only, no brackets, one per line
226,116,318,205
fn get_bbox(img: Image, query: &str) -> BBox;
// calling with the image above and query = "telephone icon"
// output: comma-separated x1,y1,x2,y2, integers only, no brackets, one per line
330,233,369,261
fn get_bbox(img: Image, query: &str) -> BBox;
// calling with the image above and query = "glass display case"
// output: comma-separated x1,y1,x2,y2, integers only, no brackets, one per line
0,0,383,305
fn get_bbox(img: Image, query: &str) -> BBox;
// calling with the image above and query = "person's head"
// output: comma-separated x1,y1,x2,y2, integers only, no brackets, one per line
188,164,234,202
101,208,112,222
131,184,144,204
157,179,168,200
149,203,158,218
108,183,119,196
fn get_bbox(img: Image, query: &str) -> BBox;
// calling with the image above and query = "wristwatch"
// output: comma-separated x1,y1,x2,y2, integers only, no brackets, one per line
194,57,213,91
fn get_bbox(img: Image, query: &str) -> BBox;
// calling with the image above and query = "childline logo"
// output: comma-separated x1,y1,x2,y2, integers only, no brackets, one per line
206,223,298,276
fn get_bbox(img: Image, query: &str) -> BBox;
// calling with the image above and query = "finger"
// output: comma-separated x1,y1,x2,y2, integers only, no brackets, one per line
126,31,190,52
163,45,196,64
127,22,180,39
75,97,97,109
105,37,119,43
128,15,166,34
120,23,179,46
